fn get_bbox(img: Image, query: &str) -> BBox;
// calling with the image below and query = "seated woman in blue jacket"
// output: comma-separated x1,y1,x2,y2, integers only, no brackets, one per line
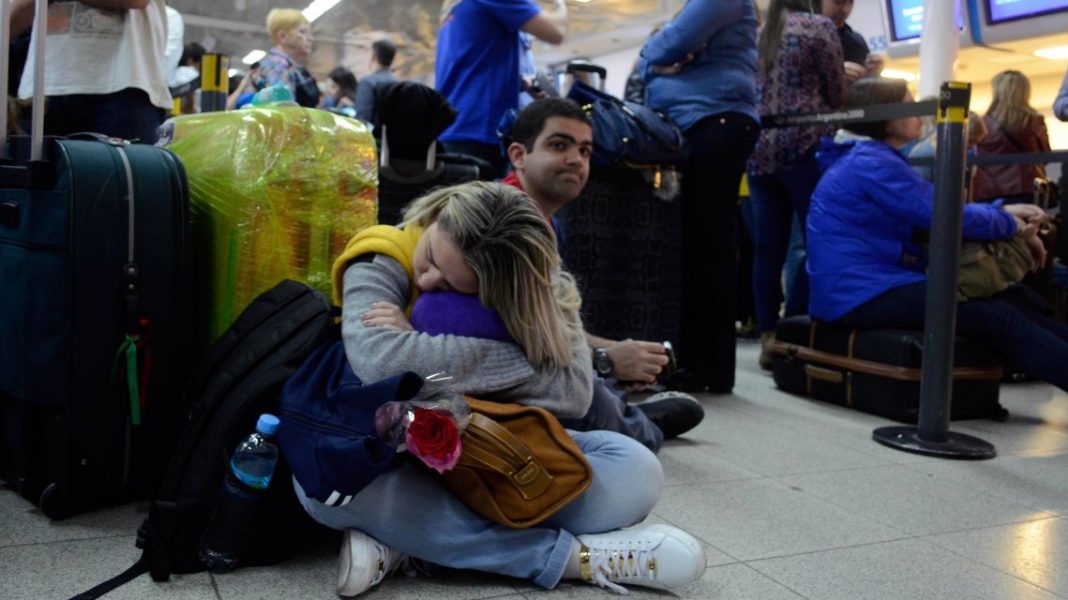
807,77,1068,391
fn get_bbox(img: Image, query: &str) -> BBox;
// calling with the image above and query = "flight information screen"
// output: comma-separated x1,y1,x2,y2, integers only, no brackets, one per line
885,0,964,41
986,0,1068,23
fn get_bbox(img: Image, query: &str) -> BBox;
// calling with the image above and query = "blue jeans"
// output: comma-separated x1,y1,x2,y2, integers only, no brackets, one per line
44,88,166,144
840,282,1068,391
748,153,822,333
295,429,663,589
560,379,663,453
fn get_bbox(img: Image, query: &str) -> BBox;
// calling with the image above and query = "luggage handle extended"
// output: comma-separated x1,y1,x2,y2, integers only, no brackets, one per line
0,0,50,171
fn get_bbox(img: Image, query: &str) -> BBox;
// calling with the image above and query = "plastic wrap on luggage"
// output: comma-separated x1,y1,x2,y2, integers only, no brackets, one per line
160,106,377,343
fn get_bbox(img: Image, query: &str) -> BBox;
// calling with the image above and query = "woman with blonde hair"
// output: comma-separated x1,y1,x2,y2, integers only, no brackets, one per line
296,181,706,598
254,8,320,107
971,70,1052,203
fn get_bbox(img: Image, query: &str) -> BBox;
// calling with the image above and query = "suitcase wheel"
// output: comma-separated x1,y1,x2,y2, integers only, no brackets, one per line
39,483,72,520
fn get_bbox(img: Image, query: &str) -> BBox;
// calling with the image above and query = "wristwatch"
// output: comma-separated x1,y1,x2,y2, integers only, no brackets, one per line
592,347,614,377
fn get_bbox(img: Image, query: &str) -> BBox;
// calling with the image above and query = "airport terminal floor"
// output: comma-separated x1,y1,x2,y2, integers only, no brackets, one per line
3,341,1066,600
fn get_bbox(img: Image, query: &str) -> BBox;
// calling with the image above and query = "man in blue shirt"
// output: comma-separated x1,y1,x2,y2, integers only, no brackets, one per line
435,0,567,178
354,39,397,125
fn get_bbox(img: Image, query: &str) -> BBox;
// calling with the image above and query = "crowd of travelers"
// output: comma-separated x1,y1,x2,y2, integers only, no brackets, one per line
5,0,1068,596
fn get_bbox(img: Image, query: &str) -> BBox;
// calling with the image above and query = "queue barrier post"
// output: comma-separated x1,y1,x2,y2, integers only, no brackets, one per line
200,53,230,113
871,81,996,460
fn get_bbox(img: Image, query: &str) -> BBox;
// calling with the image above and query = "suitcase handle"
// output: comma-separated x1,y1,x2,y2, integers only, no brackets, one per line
0,201,19,229
805,365,844,384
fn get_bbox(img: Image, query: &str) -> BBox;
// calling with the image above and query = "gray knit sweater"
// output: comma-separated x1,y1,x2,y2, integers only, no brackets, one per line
341,255,593,418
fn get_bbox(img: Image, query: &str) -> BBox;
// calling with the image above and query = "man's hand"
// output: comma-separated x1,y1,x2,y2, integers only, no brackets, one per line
361,302,413,332
844,61,866,84
865,53,885,76
604,339,669,386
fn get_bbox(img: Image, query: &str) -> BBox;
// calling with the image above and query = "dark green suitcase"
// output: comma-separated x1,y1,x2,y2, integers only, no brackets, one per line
0,135,193,518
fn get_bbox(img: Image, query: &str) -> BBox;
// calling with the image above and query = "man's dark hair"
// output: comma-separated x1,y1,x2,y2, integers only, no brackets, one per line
180,42,206,67
372,39,397,68
842,77,910,141
510,98,591,151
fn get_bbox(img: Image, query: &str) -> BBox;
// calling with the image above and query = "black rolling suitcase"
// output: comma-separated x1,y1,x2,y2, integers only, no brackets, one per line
556,167,684,344
372,81,486,225
770,316,1005,423
0,9,193,518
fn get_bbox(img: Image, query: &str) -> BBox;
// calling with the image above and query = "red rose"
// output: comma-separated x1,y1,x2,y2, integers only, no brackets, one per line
406,408,462,473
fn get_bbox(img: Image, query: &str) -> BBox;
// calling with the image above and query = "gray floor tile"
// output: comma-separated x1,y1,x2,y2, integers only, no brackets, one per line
779,464,1055,536
901,450,1068,515
672,563,807,600
643,513,739,568
655,437,766,486
656,479,902,561
923,516,1068,596
0,486,147,547
750,537,1063,600
0,536,215,600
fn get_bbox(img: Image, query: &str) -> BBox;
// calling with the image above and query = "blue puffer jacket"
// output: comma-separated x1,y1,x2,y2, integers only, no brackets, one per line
807,135,1018,322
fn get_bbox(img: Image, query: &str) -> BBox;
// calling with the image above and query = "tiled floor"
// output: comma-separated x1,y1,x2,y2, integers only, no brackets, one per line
3,340,1067,600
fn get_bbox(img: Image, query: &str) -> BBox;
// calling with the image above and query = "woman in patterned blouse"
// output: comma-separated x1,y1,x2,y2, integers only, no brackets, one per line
747,0,846,370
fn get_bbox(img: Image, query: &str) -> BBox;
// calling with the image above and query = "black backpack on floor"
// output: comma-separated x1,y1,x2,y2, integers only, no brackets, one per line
73,280,338,599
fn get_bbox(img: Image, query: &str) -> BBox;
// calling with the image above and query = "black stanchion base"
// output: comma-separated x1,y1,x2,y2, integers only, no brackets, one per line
872,426,996,460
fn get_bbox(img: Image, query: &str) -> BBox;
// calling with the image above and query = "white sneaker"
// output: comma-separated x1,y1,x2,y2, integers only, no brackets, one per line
337,529,406,597
576,524,706,595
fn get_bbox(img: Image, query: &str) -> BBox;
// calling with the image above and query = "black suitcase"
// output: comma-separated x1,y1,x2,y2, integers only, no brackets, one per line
1,14,193,517
770,316,1005,423
556,167,684,344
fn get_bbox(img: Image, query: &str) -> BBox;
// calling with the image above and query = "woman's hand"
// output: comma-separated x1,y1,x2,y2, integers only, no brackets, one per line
1003,203,1048,225
1024,234,1047,272
361,302,413,331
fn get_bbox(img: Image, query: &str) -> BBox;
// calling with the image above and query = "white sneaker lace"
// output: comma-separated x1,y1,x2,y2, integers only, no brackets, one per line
582,542,656,595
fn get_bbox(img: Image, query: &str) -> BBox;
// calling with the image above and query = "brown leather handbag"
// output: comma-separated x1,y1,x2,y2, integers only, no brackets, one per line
440,398,593,529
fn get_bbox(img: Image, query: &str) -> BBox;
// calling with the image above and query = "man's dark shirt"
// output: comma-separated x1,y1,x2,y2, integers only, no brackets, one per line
838,23,869,65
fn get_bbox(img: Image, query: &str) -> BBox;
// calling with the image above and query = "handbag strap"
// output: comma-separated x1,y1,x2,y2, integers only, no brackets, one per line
458,413,553,500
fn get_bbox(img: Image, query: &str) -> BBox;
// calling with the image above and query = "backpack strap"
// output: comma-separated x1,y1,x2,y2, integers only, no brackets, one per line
67,556,149,600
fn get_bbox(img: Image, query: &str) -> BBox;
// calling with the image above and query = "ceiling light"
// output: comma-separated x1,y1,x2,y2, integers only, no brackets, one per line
881,68,917,81
1034,45,1068,60
303,0,343,23
228,68,241,77
242,49,266,65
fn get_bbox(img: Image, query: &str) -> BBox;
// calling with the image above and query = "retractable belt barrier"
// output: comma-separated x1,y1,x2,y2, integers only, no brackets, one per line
762,82,1002,460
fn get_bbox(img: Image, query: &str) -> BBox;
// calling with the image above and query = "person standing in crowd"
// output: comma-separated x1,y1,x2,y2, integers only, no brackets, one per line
255,8,320,108
353,39,396,124
1055,65,1068,121
971,70,1052,204
435,0,568,178
14,0,172,143
809,76,1068,391
320,66,358,110
302,181,707,598
819,0,883,81
748,0,846,371
639,0,761,394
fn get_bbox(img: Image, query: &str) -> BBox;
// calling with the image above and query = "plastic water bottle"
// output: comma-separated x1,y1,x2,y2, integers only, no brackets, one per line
199,413,280,571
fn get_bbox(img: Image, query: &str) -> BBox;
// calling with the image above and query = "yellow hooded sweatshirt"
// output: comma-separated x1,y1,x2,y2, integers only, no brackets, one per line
330,224,425,310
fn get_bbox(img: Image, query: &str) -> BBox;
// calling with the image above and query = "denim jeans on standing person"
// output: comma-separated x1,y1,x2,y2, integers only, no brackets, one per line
678,112,760,392
748,151,822,333
783,217,807,315
294,429,663,589
44,88,166,144
839,282,1068,391
560,378,663,453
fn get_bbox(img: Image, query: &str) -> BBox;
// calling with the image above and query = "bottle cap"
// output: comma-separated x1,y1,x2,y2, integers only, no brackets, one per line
256,413,280,436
